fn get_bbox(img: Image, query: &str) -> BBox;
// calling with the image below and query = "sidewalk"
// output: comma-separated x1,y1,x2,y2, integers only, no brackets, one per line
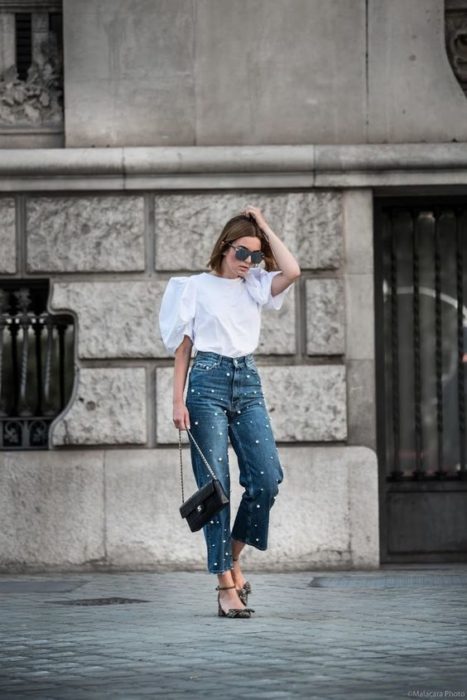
0,565,466,700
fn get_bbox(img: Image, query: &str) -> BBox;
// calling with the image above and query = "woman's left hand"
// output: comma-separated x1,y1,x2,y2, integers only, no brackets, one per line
243,205,269,233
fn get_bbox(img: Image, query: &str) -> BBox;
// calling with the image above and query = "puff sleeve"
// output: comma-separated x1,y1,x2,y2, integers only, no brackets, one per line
244,268,289,310
159,276,196,354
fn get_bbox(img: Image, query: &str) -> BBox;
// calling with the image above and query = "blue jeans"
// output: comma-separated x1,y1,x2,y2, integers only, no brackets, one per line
186,351,284,574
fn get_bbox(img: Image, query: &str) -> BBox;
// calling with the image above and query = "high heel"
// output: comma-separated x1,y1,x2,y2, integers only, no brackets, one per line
216,585,255,618
232,557,252,606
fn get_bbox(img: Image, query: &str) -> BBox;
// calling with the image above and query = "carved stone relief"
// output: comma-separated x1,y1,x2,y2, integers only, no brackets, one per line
0,8,63,127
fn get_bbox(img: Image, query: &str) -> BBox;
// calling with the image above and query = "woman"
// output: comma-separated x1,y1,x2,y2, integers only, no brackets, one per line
159,205,300,618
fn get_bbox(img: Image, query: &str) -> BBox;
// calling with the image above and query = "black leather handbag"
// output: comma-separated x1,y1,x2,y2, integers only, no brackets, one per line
179,428,229,532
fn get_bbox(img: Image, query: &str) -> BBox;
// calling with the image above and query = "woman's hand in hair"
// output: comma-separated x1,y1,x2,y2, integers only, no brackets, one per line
244,205,301,290
243,205,269,234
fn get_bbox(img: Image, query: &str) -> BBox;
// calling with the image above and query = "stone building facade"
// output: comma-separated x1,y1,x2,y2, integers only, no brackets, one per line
1,0,467,572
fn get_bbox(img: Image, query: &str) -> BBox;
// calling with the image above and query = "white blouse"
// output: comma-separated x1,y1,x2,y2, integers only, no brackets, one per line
159,268,288,357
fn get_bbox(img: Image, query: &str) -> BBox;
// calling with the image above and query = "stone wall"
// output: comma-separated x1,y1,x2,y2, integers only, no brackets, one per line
0,186,379,571
63,0,467,147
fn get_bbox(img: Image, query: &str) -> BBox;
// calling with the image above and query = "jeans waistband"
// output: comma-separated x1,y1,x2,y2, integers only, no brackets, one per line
195,351,253,367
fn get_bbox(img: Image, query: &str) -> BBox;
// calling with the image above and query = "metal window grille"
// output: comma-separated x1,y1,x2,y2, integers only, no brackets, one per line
0,280,75,450
375,202,467,482
15,12,32,80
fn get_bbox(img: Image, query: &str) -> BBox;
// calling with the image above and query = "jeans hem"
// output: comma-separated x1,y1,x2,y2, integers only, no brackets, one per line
209,568,234,574
230,535,268,552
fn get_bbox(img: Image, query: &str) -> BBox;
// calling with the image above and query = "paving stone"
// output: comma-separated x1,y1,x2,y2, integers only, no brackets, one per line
0,568,465,698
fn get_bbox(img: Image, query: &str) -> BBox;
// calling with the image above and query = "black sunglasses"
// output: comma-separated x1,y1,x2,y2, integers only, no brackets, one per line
229,244,264,266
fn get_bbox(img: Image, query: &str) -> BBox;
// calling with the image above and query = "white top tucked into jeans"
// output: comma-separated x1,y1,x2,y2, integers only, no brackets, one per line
159,268,288,357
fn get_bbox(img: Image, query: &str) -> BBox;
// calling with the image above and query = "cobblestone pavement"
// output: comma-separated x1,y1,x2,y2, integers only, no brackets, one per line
0,566,466,700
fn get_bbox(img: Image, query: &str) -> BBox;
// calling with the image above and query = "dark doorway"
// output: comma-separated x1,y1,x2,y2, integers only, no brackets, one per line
374,198,467,562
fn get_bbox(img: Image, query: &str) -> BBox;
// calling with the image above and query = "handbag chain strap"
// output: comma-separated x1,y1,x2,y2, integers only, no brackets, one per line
179,428,218,503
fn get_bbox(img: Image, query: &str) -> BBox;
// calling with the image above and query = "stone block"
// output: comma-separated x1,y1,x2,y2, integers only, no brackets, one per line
0,445,379,570
347,446,380,567
368,0,467,143
345,274,375,360
64,0,367,146
262,446,379,569
26,196,145,272
0,198,16,274
105,448,206,569
306,278,345,355
154,192,342,272
156,364,346,444
0,451,105,568
64,0,196,147
343,189,373,274
347,359,376,449
52,368,147,446
104,444,379,571
258,284,296,355
51,281,168,359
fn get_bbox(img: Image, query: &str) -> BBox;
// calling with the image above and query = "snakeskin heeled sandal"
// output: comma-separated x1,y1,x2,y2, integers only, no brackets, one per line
216,585,255,618
238,580,252,606
232,557,252,606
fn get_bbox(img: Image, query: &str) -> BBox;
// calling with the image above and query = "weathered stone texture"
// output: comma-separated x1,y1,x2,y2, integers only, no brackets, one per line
347,359,376,449
0,198,16,273
104,445,379,570
347,446,379,566
343,189,373,274
156,364,346,444
155,192,342,271
26,196,145,272
345,274,374,360
0,445,378,570
52,281,168,359
52,368,147,446
0,451,104,568
260,365,347,442
306,278,345,355
258,285,295,355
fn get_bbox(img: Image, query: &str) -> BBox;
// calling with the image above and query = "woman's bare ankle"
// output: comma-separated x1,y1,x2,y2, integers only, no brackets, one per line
216,571,245,610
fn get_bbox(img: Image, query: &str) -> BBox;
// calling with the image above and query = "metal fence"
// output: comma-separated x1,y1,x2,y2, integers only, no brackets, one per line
0,281,74,450
376,202,467,482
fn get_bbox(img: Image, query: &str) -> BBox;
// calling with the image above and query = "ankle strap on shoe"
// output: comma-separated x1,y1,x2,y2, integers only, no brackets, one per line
216,585,236,590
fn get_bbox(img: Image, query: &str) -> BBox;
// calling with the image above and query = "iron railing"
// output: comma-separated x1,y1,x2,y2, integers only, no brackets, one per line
376,202,467,481
0,280,74,449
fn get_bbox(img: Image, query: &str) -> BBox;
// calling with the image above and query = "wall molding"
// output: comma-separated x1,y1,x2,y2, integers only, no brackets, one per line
2,144,467,191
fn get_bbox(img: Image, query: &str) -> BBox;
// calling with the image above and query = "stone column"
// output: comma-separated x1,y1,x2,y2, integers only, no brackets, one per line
0,14,15,75
32,12,49,67
343,189,376,449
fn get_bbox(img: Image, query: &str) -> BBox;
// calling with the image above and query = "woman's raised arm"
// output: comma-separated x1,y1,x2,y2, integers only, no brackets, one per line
244,205,301,295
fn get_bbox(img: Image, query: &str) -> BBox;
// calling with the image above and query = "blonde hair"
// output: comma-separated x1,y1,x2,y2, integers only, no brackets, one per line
207,215,277,273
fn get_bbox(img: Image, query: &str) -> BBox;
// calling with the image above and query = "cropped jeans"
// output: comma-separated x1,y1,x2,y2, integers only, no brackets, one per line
186,351,284,574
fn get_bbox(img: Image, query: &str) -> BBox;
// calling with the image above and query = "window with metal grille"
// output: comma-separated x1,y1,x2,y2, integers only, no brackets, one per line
375,200,467,481
11,8,63,82
15,12,32,80
0,280,75,450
